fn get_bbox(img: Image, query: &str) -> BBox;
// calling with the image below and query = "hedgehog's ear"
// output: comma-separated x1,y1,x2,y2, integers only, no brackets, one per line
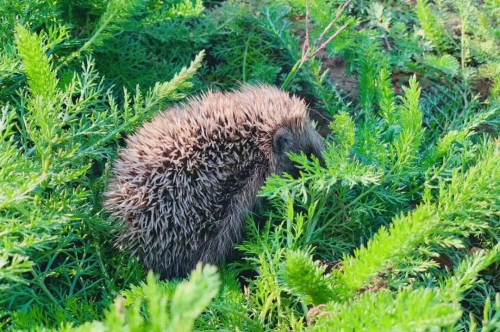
273,127,293,155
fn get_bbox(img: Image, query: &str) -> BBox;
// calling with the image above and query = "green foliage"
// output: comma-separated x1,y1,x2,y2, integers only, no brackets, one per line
169,264,220,330
15,26,58,100
234,0,499,327
474,294,500,332
376,67,397,125
423,54,460,77
0,15,204,330
280,250,341,305
442,244,500,303
415,0,448,53
58,0,145,68
56,264,220,332
309,288,462,331
341,204,438,293
1,0,500,331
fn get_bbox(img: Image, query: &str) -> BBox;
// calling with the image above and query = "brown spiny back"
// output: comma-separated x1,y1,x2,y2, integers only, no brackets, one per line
104,84,316,278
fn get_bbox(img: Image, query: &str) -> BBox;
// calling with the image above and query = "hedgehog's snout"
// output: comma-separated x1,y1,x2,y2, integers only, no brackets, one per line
272,124,325,178
311,130,326,167
299,136,326,170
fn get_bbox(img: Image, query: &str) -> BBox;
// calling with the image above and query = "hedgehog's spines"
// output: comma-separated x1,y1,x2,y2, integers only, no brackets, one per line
104,84,323,278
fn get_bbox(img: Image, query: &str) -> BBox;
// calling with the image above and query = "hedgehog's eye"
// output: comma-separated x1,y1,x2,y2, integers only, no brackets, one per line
273,128,294,156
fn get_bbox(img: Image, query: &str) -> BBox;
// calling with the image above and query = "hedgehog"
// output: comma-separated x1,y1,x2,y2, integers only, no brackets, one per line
104,84,325,279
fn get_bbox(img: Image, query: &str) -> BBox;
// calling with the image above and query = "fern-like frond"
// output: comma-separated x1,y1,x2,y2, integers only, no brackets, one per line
308,288,461,331
415,0,448,52
280,249,343,305
14,25,58,100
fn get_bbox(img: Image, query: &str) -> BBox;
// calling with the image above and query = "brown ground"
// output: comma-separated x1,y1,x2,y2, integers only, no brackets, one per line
292,14,359,101
321,54,359,99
